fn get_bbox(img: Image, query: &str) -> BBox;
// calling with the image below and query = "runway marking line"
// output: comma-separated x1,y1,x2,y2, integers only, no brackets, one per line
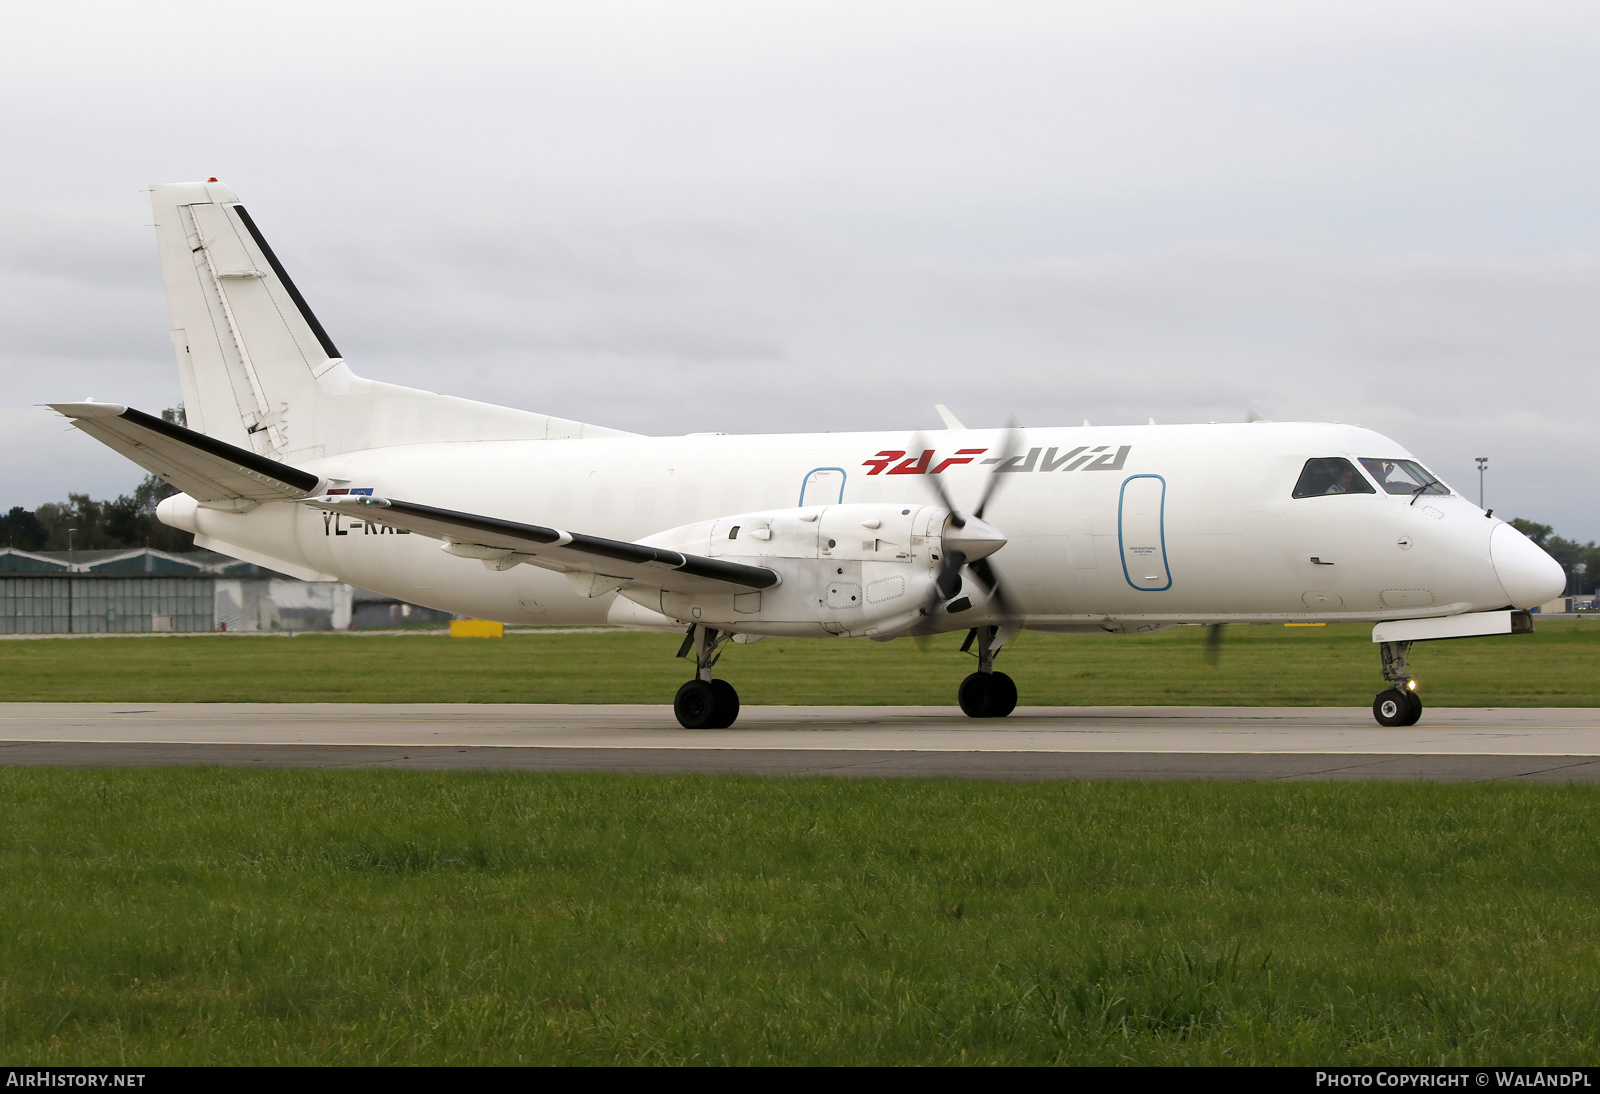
5,739,1600,758
19,719,1600,732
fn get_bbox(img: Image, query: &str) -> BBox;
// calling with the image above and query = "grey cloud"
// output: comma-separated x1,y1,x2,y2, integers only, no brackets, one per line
1,1,1597,539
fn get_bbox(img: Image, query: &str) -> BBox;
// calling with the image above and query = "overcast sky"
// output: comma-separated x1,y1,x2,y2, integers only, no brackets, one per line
2,1,1596,537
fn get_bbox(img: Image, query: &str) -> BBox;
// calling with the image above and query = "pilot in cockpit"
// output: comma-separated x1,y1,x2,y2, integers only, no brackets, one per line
1326,466,1361,494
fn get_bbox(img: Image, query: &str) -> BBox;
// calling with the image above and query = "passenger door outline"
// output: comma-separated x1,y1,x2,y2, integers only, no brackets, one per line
799,467,847,507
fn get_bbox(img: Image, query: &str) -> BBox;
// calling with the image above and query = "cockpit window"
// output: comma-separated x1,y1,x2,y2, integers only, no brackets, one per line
1292,457,1375,498
1358,458,1449,497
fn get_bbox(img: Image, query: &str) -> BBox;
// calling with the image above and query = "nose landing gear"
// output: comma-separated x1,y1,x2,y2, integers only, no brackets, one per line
957,626,1018,718
673,624,740,728
1373,640,1422,727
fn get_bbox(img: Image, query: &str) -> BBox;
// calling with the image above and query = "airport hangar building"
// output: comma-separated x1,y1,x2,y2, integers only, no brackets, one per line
0,548,449,634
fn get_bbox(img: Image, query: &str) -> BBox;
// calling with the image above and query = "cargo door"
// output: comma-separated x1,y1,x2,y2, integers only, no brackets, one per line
1118,475,1171,591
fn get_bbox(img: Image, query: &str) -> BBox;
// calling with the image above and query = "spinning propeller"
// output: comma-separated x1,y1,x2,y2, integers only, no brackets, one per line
914,419,1023,624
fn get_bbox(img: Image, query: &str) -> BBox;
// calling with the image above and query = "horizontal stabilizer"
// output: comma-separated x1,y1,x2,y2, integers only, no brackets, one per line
49,401,323,508
308,494,780,595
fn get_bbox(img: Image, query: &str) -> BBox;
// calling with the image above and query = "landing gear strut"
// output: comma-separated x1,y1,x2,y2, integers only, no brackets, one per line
673,624,740,729
1373,639,1422,727
958,625,1018,718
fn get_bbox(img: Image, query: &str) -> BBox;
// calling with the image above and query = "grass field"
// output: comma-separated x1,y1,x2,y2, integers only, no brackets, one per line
1,618,1596,706
2,769,1599,1065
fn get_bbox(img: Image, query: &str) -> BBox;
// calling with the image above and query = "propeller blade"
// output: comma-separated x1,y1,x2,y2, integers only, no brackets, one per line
971,416,1024,521
935,550,966,600
968,555,1016,621
908,430,964,527
1205,623,1224,666
967,556,997,593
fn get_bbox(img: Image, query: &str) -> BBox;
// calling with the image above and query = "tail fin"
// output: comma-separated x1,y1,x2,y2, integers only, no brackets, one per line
151,181,635,460
153,180,331,452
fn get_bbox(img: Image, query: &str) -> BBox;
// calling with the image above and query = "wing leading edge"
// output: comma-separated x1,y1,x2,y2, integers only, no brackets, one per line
309,494,781,596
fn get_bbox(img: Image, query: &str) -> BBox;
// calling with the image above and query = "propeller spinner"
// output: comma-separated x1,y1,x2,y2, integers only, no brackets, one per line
944,515,1006,563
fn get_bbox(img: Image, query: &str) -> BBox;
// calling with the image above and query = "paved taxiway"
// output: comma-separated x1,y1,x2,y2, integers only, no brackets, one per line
2,704,1598,781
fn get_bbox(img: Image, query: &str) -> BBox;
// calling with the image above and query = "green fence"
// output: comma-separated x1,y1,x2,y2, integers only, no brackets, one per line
0,577,215,634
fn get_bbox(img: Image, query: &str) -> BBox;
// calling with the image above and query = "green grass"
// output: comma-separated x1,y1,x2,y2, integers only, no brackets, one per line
1,619,1597,706
3,769,1600,1064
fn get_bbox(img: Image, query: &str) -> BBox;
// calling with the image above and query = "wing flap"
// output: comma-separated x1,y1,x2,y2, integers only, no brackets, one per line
48,402,322,505
309,495,779,595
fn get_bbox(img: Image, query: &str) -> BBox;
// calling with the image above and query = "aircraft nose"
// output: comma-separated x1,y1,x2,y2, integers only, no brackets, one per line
1489,522,1567,608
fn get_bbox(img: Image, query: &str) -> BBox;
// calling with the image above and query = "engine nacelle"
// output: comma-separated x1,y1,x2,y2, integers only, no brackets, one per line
619,503,951,637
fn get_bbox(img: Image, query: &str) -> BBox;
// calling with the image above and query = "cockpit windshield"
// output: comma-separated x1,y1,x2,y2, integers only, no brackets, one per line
1292,458,1375,498
1358,458,1449,497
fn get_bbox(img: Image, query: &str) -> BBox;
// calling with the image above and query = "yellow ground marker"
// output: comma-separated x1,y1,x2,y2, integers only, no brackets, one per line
450,619,505,638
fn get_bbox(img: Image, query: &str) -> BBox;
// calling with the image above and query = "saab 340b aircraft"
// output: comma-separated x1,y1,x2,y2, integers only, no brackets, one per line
50,180,1566,729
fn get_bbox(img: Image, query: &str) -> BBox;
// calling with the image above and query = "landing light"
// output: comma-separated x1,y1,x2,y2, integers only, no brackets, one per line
1407,679,1417,691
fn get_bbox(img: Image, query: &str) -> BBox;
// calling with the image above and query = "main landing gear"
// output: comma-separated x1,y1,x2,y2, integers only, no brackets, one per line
957,625,1018,718
1373,639,1423,727
673,624,741,729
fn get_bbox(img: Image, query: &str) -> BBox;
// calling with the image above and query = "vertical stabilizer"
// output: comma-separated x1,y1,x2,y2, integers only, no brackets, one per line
152,181,338,455
150,181,636,461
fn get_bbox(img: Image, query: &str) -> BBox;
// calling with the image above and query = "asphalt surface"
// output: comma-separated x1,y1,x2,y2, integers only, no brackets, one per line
2,703,1599,781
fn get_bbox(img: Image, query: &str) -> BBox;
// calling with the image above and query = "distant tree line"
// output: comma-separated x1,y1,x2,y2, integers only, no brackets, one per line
1,408,194,554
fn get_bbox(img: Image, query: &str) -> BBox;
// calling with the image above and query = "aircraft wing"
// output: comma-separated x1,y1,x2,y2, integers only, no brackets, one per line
309,494,781,596
48,402,322,506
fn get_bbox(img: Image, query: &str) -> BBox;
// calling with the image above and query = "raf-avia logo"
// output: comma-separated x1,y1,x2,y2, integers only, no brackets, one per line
863,445,1131,475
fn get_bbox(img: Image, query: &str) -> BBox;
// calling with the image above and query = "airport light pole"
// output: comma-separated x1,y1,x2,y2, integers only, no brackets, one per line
67,527,76,564
1475,457,1489,509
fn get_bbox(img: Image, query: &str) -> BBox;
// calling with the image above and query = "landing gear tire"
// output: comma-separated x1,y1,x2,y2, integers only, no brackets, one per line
958,671,1018,719
708,679,740,729
1373,687,1422,727
674,680,717,729
674,679,741,729
989,672,1018,718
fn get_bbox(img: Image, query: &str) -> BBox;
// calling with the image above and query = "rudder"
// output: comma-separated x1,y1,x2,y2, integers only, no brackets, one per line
152,181,338,456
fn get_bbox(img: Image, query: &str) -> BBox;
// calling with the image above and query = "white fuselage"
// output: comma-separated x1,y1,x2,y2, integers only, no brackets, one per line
164,419,1531,633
